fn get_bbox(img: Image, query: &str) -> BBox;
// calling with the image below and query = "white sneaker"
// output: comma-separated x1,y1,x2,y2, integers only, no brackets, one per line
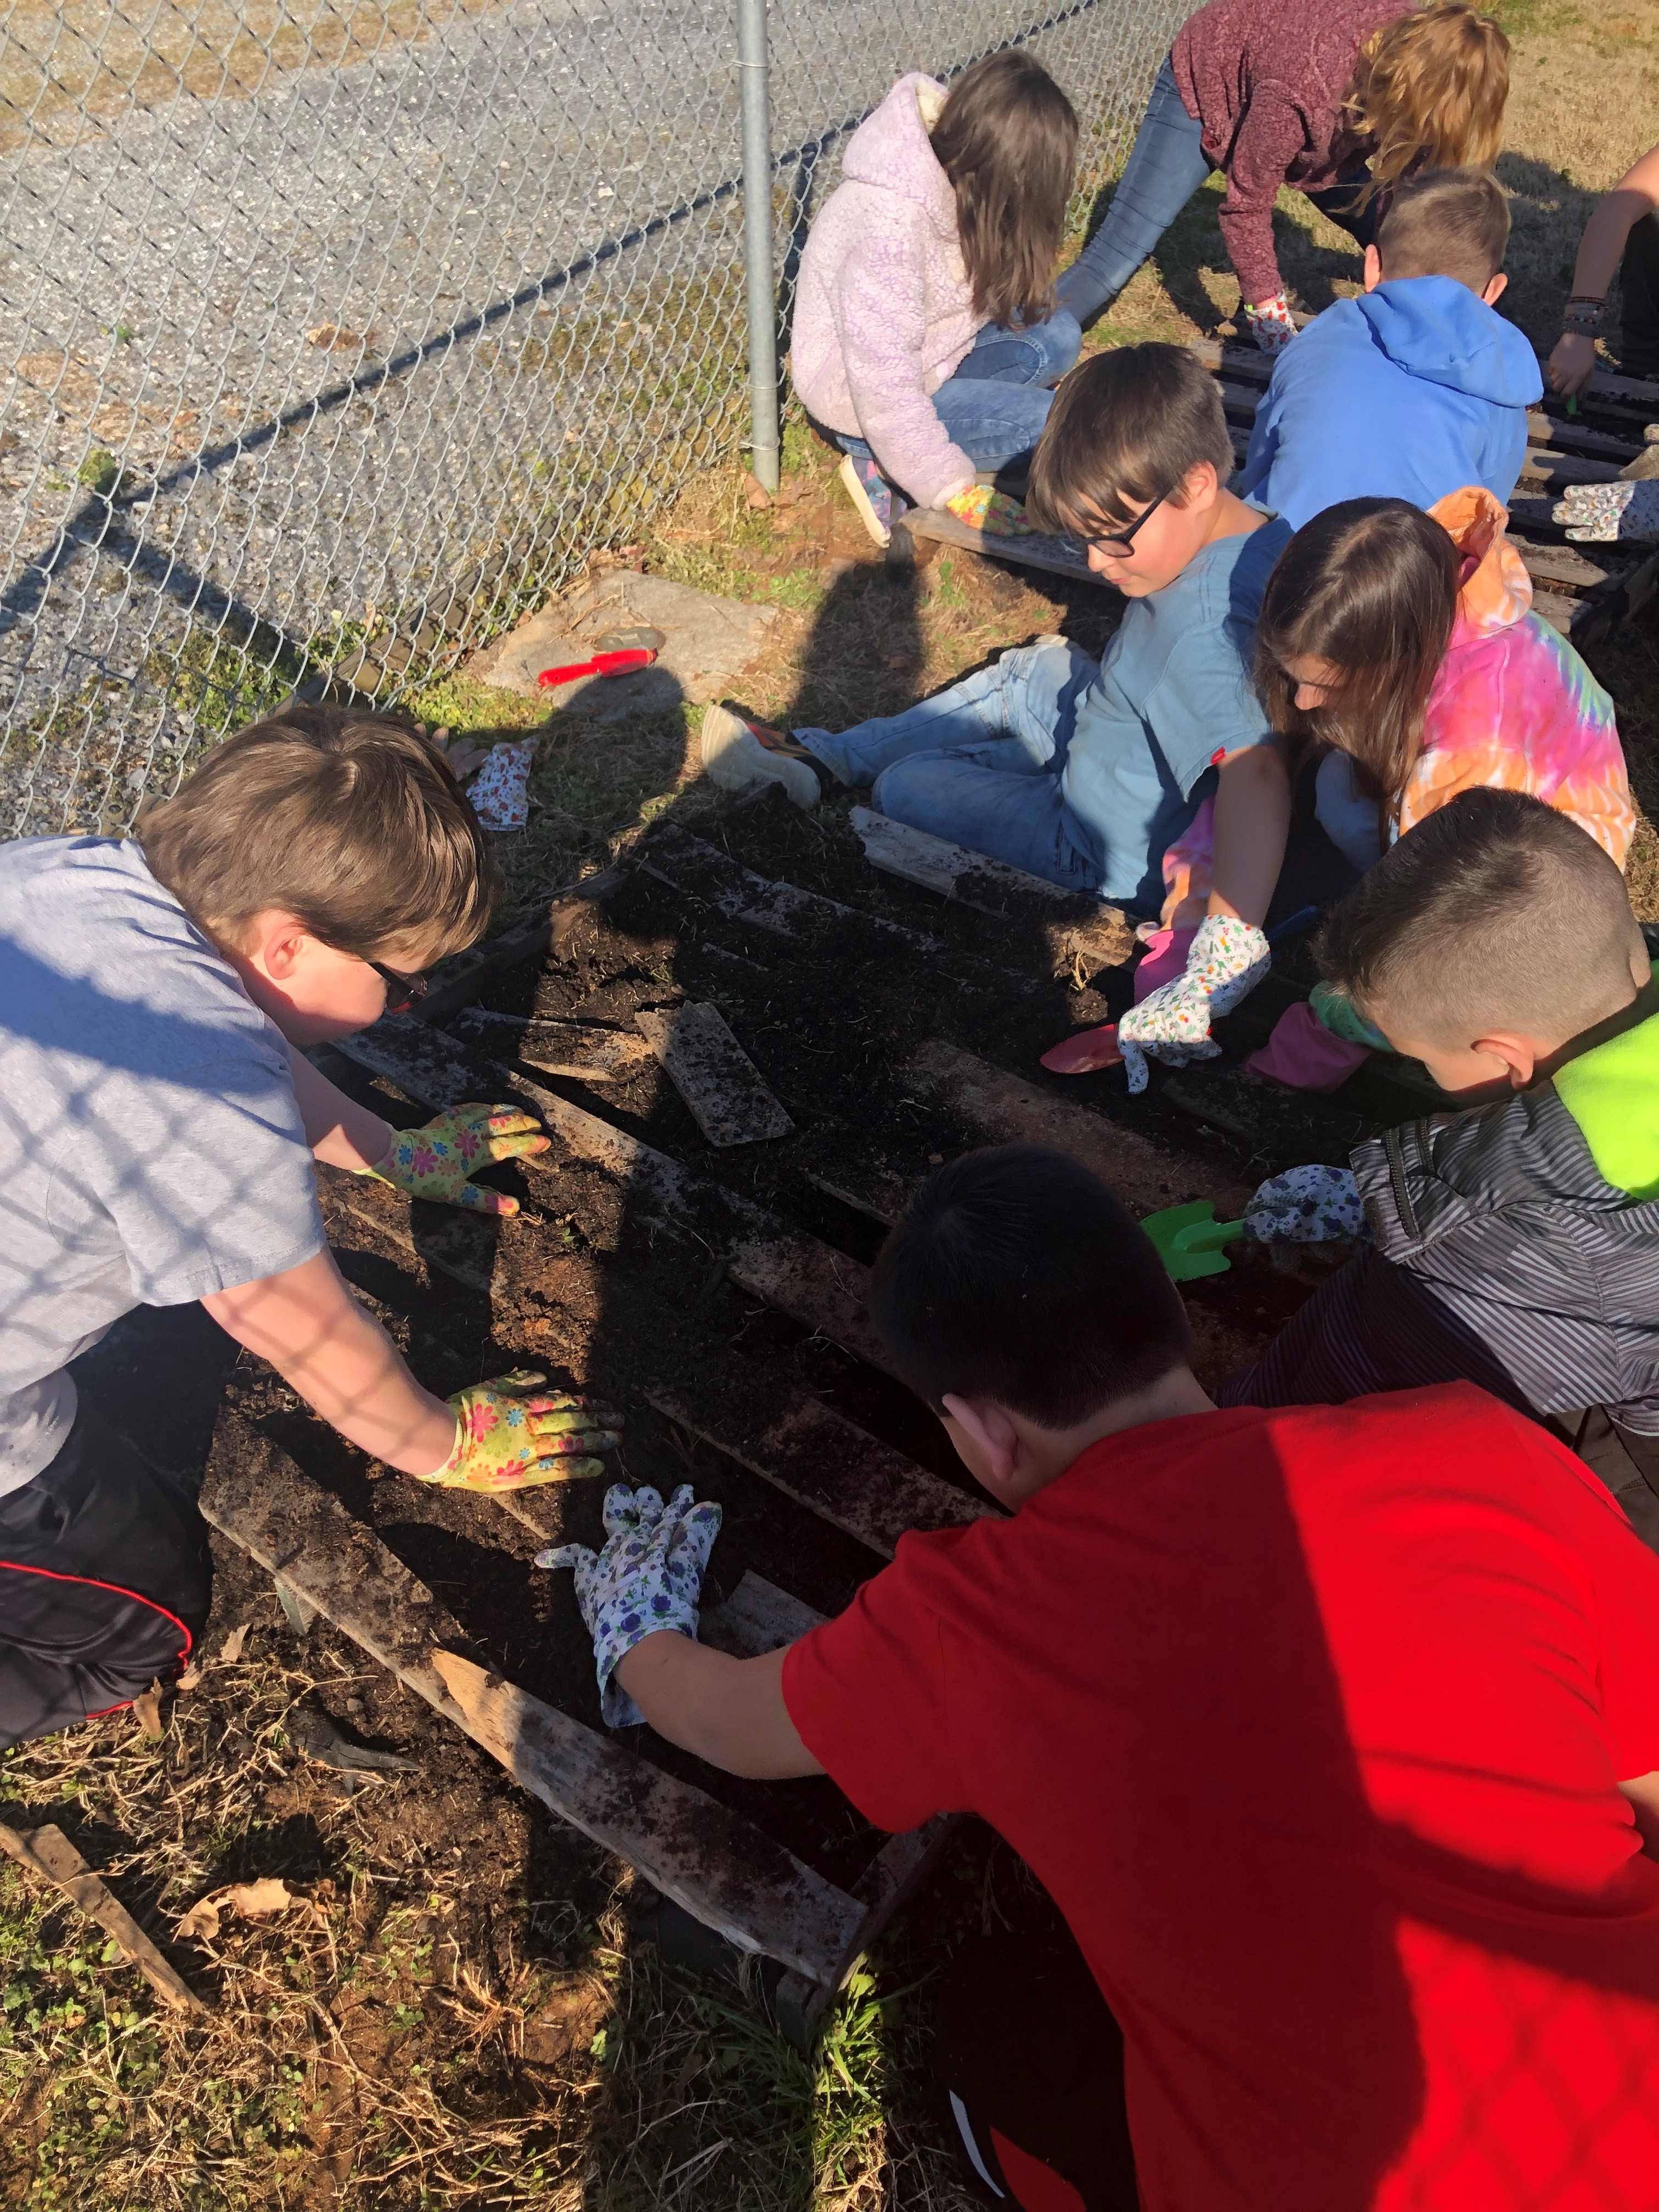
838,452,892,548
699,703,822,810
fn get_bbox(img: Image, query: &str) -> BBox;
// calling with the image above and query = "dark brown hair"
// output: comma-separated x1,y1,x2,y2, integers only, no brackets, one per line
1255,499,1459,834
1376,165,1510,289
1317,788,1644,1047
1342,2,1510,211
1025,343,1235,533
138,703,500,958
869,1144,1190,1426
930,52,1079,330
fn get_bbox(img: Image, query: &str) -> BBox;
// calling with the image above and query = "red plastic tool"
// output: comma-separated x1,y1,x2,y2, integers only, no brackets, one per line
1040,1023,1124,1075
537,647,657,689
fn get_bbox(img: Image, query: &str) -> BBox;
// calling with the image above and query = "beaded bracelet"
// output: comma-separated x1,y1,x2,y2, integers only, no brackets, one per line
1562,295,1606,335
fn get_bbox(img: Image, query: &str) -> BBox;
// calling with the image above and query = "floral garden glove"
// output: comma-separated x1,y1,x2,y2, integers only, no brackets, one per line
944,483,1034,535
1242,294,1297,354
1242,1164,1367,1244
536,1483,723,1726
424,1370,622,1492
1553,480,1659,544
365,1103,550,1215
1116,915,1271,1096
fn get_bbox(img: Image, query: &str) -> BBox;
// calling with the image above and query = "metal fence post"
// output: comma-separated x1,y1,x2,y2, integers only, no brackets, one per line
737,0,781,493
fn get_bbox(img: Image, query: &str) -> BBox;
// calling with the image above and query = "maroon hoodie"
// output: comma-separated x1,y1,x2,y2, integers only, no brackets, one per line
1171,0,1412,305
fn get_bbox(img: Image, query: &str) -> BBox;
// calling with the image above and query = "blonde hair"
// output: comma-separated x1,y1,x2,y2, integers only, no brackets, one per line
1343,3,1510,209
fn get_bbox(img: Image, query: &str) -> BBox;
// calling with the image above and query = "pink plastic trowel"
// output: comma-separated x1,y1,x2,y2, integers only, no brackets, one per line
1040,1023,1124,1075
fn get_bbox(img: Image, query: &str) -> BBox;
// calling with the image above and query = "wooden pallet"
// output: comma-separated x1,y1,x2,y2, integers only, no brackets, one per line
906,335,1659,647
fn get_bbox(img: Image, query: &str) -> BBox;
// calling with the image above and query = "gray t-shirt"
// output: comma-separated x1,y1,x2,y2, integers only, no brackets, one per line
0,837,325,1492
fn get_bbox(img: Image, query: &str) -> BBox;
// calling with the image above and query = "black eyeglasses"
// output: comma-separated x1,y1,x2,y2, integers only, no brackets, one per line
367,958,428,1015
1080,483,1175,557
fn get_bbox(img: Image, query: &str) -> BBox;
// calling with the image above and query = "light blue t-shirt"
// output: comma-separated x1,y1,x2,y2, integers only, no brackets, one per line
1059,511,1292,912
0,838,325,1491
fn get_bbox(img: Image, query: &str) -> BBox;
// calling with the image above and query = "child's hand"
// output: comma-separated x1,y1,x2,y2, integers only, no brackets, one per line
1243,1164,1366,1243
944,483,1034,535
365,1103,550,1214
536,1483,723,1725
1242,295,1296,354
423,1371,623,1492
1116,915,1271,1094
1547,331,1599,397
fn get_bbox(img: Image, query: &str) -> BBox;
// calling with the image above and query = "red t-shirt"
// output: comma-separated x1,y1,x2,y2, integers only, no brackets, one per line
782,1386,1659,2211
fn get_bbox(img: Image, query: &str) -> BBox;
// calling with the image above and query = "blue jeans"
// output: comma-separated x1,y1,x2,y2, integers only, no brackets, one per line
836,309,1083,486
1057,57,1210,325
798,639,1110,895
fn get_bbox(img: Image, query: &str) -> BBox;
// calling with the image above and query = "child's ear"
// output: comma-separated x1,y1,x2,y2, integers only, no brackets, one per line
1480,271,1508,308
1362,244,1384,293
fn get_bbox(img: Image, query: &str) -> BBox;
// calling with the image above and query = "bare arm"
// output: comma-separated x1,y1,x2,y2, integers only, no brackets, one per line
1207,742,1291,930
202,1248,456,1476
1549,144,1659,394
612,1634,825,1779
1620,1770,1659,1861
287,1045,392,1173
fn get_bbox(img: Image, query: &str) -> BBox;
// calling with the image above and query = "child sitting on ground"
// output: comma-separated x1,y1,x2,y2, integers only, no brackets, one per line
704,345,1295,1013
0,707,617,1749
545,1142,1659,2212
1239,166,1542,526
789,51,1082,547
1224,788,1659,1549
1119,484,1633,1091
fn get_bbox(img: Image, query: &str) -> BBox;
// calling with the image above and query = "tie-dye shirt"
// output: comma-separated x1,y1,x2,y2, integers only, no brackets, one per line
1156,484,1633,933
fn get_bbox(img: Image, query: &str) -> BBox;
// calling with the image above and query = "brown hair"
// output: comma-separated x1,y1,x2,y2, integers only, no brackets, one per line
138,703,500,958
1376,165,1510,289
930,52,1079,330
1317,787,1645,1048
1343,2,1510,210
1025,343,1235,533
1255,499,1459,834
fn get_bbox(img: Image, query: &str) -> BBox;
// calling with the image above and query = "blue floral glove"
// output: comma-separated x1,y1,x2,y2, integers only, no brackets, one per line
1116,915,1271,1095
535,1483,723,1726
1242,1164,1367,1243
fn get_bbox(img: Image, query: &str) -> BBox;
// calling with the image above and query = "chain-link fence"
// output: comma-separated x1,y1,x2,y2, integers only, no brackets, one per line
1,0,1186,840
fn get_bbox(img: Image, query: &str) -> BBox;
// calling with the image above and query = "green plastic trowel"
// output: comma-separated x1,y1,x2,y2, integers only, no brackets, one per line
1141,1200,1246,1282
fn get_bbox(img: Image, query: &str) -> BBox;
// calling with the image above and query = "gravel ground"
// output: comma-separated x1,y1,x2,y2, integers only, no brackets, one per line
0,0,1178,835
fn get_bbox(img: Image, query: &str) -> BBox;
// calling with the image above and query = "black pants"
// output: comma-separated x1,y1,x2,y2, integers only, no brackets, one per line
1621,211,1659,381
932,1923,1138,2211
0,1403,213,1749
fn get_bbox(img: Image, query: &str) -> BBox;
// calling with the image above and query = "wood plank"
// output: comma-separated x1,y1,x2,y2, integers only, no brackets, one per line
700,1570,827,1658
635,1003,795,1147
430,1655,864,1983
647,1374,996,1560
904,505,1102,586
1533,588,1578,637
775,1814,962,2040
0,1822,204,2012
1506,535,1615,590
1519,445,1628,488
200,1412,865,1984
642,825,938,950
848,806,1136,972
906,1039,1254,1219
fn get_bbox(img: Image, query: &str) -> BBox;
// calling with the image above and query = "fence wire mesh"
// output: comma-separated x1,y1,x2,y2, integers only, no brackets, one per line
1,0,1186,840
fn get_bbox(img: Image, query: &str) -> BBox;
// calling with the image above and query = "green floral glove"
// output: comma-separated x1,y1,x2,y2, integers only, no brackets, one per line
423,1370,623,1492
944,483,1034,536
365,1103,550,1215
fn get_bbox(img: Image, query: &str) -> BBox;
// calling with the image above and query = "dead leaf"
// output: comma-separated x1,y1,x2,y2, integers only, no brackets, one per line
304,323,364,352
176,1662,204,1692
175,1876,296,1944
217,1623,250,1666
132,1680,165,1737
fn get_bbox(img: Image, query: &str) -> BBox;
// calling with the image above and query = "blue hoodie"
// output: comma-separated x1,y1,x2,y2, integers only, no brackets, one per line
1238,275,1543,529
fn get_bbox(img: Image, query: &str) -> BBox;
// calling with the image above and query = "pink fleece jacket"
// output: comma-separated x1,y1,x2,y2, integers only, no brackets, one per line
788,75,983,510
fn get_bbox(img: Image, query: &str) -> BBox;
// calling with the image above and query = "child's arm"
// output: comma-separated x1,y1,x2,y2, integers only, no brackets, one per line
287,1043,392,1171
613,1637,824,1780
202,1248,458,1475
1208,741,1291,929
1549,144,1659,395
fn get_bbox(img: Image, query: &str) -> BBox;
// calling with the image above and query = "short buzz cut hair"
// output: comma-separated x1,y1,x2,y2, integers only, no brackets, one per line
867,1144,1192,1429
1317,788,1645,1048
138,703,500,960
1375,166,1510,291
1025,343,1237,535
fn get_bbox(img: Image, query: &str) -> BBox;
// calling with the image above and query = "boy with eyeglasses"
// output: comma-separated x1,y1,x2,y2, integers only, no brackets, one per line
701,344,1293,1028
0,706,616,1748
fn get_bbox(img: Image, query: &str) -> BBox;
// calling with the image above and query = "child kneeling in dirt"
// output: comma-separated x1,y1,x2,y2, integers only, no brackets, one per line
545,1142,1659,2212
704,342,1294,1023
0,707,617,1751
1224,787,1659,1549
